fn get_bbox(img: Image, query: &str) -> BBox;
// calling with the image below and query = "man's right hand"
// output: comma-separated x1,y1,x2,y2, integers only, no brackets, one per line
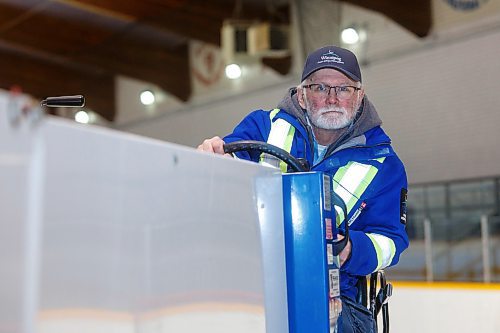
197,136,230,156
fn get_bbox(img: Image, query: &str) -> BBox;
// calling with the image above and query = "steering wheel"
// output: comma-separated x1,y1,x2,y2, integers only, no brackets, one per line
223,139,349,255
223,140,309,172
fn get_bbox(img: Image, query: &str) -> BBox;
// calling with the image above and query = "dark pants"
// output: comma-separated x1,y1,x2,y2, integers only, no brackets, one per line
339,296,376,333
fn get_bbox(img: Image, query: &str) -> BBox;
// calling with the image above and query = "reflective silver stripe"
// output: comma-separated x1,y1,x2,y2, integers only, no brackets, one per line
366,233,396,271
333,160,382,226
263,114,392,270
260,109,295,172
331,159,392,271
267,118,292,149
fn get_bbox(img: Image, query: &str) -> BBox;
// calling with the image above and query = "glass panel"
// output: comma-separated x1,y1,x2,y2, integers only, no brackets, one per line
394,178,500,282
426,185,446,211
489,216,500,282
450,180,496,217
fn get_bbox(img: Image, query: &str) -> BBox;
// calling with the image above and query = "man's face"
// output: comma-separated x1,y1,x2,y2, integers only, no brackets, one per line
298,68,364,130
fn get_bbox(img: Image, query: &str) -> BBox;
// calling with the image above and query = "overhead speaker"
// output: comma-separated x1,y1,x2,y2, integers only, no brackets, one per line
248,22,290,57
221,20,290,63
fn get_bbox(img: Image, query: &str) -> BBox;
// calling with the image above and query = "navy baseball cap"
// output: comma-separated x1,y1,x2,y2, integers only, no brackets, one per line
301,45,362,82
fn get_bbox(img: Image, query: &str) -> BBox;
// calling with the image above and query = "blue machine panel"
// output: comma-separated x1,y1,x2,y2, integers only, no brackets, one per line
282,172,341,333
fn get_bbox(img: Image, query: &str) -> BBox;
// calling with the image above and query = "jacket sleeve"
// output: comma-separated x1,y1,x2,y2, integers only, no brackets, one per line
340,155,409,276
223,110,273,161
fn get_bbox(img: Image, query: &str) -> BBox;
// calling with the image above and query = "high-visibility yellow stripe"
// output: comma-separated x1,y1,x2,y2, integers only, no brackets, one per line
269,108,280,119
331,158,391,271
266,118,291,150
264,112,385,224
367,233,396,271
332,161,382,226
346,163,375,211
333,162,350,226
261,109,295,172
334,205,345,226
278,125,295,172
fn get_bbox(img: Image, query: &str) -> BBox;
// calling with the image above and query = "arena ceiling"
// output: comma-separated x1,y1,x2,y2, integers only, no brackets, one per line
0,0,431,121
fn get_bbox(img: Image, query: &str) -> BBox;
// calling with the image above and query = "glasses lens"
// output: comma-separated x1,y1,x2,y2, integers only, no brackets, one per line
307,85,357,99
337,86,354,99
335,86,356,99
311,84,325,93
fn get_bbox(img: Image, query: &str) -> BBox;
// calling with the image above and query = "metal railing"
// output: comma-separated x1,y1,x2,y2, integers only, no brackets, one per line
387,176,500,282
389,215,500,282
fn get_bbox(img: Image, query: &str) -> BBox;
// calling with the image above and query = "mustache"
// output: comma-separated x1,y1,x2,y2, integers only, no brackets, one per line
317,106,348,114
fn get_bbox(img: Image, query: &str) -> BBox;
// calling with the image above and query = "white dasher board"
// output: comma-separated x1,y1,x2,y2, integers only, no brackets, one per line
0,106,288,333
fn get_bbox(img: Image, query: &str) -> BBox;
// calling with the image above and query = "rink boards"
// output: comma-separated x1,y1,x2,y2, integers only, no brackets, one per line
0,108,288,333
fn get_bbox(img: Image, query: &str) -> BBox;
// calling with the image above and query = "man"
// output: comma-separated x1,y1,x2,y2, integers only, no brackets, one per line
198,45,409,332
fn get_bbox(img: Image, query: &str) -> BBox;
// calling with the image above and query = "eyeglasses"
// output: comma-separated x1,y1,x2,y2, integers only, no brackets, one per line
303,83,360,100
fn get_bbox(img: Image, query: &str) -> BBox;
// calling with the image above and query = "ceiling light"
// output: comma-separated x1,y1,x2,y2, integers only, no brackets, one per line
341,28,360,45
140,90,156,105
75,110,90,124
225,64,242,79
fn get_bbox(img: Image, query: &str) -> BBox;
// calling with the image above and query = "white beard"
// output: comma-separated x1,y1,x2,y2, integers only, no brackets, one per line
307,105,354,130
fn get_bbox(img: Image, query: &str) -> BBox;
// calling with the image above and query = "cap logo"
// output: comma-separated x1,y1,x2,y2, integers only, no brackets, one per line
318,51,344,65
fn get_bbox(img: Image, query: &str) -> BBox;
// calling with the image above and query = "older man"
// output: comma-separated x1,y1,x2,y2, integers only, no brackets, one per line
198,45,409,332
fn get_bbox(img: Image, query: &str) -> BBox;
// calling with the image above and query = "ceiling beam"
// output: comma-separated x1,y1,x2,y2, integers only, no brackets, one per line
0,0,291,102
0,1,191,102
341,0,432,38
54,0,290,45
0,0,294,119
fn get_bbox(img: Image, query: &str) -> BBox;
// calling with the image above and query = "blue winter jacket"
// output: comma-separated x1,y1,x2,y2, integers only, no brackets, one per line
224,88,409,300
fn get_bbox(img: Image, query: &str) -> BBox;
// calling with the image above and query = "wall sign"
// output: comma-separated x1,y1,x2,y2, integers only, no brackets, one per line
445,0,489,11
191,43,224,87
